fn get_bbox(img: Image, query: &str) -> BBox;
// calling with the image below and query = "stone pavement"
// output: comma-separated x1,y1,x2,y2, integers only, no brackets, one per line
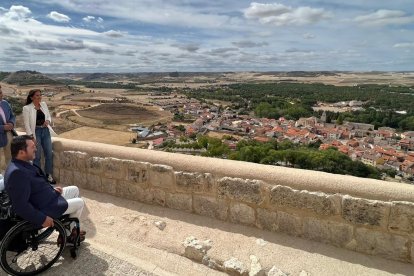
1,188,413,275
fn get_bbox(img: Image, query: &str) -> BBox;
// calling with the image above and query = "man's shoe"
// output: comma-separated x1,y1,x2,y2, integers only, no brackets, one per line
47,174,56,185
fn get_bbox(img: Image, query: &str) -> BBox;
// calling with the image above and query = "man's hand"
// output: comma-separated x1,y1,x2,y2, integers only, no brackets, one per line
3,123,13,131
54,186,63,194
42,216,54,228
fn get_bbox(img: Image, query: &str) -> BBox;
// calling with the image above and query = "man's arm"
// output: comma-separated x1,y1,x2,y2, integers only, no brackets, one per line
6,170,47,226
6,101,16,127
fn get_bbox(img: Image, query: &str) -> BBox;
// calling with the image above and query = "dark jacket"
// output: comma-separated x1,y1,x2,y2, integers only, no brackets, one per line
0,100,16,147
4,159,68,226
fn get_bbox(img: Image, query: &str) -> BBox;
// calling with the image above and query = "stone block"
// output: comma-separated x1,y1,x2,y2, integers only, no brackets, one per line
86,174,102,192
53,151,61,168
148,164,175,190
116,181,146,202
270,185,337,216
101,178,117,196
411,243,414,264
276,211,302,236
193,195,228,220
53,166,60,182
302,217,353,247
86,157,105,175
73,171,88,189
229,203,255,226
103,158,126,180
60,151,77,169
353,227,409,262
256,208,277,232
60,169,73,186
388,201,414,236
124,160,149,187
143,188,166,206
342,195,390,228
166,193,192,212
175,172,214,194
218,177,264,205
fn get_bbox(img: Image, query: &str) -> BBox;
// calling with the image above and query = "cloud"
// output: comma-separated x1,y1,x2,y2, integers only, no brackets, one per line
244,2,331,26
47,11,71,23
232,40,268,48
393,42,414,48
83,16,95,22
97,17,104,23
26,38,86,51
103,30,125,38
354,10,414,26
5,5,31,20
303,33,315,39
173,43,200,52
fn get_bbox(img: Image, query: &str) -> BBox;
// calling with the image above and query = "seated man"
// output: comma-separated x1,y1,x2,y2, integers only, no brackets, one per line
4,135,85,241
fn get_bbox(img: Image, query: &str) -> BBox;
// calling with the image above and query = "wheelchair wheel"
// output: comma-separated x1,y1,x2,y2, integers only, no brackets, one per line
0,220,66,276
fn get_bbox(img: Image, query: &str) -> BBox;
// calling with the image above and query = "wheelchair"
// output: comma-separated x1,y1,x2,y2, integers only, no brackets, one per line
0,192,82,276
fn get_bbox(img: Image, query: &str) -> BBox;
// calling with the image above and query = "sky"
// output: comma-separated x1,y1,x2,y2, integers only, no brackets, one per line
0,0,413,73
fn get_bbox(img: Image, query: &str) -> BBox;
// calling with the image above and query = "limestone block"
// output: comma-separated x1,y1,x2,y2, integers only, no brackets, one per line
302,217,353,247
249,255,265,276
230,203,255,226
103,157,126,180
256,208,277,232
388,201,414,236
353,227,409,262
276,211,302,236
217,177,264,205
267,266,287,276
166,193,192,212
60,151,77,169
60,169,73,186
143,188,166,206
101,178,117,196
148,164,175,190
223,257,248,276
86,173,102,192
53,151,61,168
270,185,337,216
73,171,88,189
53,166,60,182
183,236,212,262
342,195,390,228
175,172,214,194
117,181,146,202
124,160,149,187
411,243,414,263
86,157,105,175
193,195,228,221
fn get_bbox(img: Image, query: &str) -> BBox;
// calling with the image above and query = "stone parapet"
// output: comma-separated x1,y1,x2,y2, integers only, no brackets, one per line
52,138,414,263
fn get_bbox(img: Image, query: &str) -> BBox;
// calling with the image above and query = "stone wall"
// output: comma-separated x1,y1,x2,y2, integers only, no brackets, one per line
52,138,414,263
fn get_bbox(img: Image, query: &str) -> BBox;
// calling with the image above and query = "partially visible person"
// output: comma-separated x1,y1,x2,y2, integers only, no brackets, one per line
0,84,16,168
23,89,57,184
4,135,85,241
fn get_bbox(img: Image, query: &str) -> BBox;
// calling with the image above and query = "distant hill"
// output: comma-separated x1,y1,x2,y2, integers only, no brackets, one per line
0,72,11,81
3,70,60,86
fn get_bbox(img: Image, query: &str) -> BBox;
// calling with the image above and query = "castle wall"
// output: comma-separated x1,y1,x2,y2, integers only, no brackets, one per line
52,137,414,263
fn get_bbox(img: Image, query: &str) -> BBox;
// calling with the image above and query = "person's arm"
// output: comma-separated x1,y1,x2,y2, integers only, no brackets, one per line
6,101,16,127
41,102,52,125
22,105,33,136
6,170,46,226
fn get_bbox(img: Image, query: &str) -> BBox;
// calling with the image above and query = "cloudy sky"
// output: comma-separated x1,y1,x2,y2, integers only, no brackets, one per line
0,1,413,73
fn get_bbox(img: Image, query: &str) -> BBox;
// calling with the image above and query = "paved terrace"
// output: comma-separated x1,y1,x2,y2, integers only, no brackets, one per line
1,188,412,276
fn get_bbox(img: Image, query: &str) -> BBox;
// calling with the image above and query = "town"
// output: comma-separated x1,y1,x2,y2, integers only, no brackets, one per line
133,95,414,183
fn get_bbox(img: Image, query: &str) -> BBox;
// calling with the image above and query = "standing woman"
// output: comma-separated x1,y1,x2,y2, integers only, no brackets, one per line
23,89,57,184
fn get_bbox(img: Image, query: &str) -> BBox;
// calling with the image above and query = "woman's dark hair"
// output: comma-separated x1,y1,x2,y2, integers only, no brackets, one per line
26,89,41,105
11,135,34,158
